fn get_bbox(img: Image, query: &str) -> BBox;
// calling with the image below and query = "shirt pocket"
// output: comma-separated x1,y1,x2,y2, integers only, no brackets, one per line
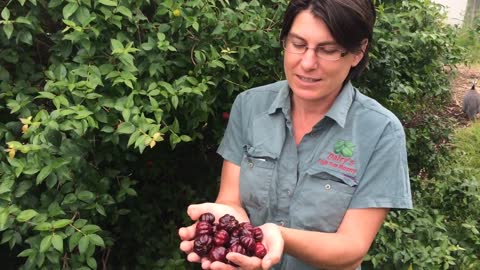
239,145,276,226
292,166,357,232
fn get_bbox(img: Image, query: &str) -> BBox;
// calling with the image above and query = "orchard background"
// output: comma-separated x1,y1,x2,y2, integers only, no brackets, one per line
0,0,479,269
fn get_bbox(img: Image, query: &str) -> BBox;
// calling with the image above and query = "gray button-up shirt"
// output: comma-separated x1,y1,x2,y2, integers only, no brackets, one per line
217,80,413,269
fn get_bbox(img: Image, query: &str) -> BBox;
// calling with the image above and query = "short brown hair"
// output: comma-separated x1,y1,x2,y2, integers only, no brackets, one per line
280,0,376,80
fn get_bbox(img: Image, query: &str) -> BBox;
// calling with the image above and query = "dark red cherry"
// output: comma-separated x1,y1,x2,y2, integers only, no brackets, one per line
193,234,213,257
213,229,230,247
199,212,215,224
195,221,213,236
209,246,228,263
254,242,267,258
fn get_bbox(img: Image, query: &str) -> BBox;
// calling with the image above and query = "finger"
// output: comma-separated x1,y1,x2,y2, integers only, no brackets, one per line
262,257,274,270
200,257,213,269
187,203,213,220
262,239,283,269
209,260,237,270
179,240,193,253
179,225,196,241
226,252,261,270
187,252,202,263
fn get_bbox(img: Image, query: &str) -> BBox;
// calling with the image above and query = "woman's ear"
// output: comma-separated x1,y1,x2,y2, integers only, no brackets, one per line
351,39,368,67
360,39,368,52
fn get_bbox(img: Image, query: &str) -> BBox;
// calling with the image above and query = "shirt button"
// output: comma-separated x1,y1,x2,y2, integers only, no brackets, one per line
248,162,254,168
287,190,292,196
325,184,331,190
279,221,285,226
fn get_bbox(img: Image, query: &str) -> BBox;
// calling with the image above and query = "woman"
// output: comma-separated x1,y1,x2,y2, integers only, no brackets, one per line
179,0,412,269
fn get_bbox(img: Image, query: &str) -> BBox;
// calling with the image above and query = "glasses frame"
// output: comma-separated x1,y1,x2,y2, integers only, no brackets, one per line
282,38,348,61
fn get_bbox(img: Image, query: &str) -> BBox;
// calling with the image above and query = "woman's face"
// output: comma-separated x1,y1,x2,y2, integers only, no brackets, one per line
284,10,364,103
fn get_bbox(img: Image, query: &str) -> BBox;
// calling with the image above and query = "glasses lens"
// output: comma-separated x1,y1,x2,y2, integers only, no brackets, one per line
315,47,344,61
283,40,305,54
283,38,346,61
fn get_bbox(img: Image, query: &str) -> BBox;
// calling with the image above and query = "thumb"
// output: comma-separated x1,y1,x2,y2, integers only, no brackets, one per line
262,258,274,270
187,203,213,220
262,243,283,269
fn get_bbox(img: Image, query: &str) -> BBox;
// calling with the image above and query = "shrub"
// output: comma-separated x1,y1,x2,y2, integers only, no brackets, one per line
365,123,480,270
0,0,288,268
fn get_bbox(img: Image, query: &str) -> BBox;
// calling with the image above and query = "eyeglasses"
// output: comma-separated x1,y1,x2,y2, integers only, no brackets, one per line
282,38,348,61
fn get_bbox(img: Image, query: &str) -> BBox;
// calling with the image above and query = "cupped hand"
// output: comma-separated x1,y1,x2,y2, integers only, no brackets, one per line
214,223,284,270
180,219,283,270
178,202,250,265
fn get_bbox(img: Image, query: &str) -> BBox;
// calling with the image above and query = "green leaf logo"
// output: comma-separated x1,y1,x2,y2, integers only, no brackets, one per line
334,140,355,158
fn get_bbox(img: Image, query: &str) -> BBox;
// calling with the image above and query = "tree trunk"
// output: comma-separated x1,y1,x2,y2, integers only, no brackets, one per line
464,0,480,25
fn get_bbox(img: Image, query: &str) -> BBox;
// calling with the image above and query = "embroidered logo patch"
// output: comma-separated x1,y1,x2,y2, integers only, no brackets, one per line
334,140,355,158
317,140,357,181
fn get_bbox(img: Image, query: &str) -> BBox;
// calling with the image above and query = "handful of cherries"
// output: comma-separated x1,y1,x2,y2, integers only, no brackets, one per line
193,212,267,265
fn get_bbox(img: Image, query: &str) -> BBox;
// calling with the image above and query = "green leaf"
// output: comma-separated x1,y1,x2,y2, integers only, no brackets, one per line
0,211,9,229
39,235,52,253
54,64,67,80
116,6,132,19
81,224,101,234
78,235,89,253
17,0,27,6
88,234,105,247
3,24,13,39
192,21,199,31
116,122,135,134
36,166,53,185
180,135,192,142
37,91,56,99
87,257,97,269
74,110,94,119
17,248,35,257
16,209,39,222
341,148,353,158
1,7,10,20
110,39,123,52
34,222,52,231
62,193,77,205
63,2,79,19
95,204,106,216
77,191,95,202
127,131,140,147
73,219,88,228
51,234,63,252
99,0,117,6
171,95,179,109
122,108,131,121
68,232,82,251
76,6,92,26
52,219,73,229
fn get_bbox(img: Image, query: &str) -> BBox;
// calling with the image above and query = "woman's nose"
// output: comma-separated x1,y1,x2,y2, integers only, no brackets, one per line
300,48,319,70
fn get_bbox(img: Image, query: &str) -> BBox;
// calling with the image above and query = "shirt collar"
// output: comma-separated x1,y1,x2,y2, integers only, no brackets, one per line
267,80,291,116
325,81,355,128
267,80,355,128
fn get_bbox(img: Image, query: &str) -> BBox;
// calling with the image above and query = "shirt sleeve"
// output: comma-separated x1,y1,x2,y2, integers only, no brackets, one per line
349,122,413,209
217,94,246,166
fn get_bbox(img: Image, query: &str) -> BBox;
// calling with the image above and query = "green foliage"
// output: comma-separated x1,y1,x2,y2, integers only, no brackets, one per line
453,122,480,171
455,16,480,64
0,0,286,268
356,0,463,177
365,124,480,270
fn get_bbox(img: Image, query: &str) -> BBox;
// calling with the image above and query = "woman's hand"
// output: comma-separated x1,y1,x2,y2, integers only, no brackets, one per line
209,223,284,270
178,203,283,269
178,203,250,265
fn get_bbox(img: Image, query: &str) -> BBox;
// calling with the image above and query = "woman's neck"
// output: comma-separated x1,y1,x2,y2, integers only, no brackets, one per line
290,92,338,145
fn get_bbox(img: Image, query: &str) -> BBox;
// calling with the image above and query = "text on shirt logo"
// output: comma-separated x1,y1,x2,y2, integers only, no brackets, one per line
317,140,357,180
